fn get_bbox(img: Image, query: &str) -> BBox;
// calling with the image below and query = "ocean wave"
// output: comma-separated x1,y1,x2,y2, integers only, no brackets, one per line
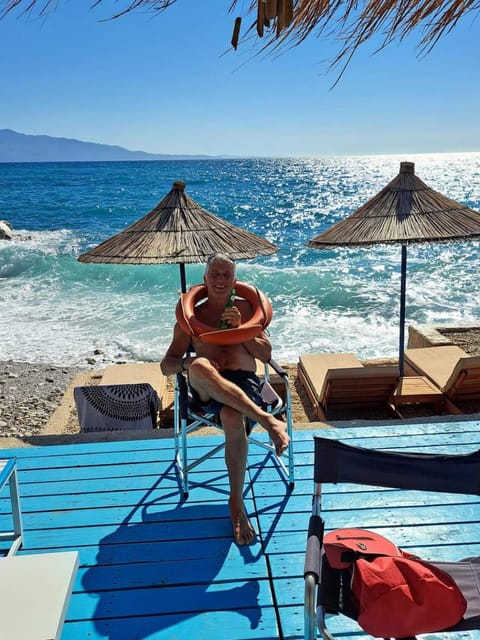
1,154,480,365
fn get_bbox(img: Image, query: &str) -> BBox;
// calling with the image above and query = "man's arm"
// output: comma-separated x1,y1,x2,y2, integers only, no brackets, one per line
160,323,192,376
241,332,272,363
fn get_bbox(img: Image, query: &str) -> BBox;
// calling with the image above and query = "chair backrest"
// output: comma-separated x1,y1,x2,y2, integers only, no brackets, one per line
313,436,480,495
324,365,399,408
404,346,467,390
298,353,363,404
444,355,480,400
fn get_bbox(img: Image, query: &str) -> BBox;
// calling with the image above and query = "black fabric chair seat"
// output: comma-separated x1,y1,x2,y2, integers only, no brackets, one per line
174,359,295,496
304,437,480,640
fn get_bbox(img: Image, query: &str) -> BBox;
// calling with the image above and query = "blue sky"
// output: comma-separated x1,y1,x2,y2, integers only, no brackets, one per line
0,0,479,156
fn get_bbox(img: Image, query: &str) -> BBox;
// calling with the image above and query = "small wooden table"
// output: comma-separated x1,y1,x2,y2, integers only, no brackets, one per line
393,376,445,411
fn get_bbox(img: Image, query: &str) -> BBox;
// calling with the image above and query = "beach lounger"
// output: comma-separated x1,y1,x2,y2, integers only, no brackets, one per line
404,345,480,410
304,437,480,640
100,362,169,410
74,362,169,432
174,358,295,496
298,353,399,420
74,383,160,432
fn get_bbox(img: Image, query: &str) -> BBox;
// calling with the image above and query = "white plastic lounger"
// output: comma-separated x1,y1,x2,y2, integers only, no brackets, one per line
0,551,79,640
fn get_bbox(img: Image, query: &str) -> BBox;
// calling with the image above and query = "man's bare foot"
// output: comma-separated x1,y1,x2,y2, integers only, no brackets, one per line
265,417,290,456
229,499,256,545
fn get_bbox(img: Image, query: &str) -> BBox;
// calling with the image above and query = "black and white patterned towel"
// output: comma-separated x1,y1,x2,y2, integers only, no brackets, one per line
74,383,159,432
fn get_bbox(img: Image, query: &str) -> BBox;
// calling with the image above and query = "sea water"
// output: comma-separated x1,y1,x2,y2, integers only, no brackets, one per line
1,153,480,367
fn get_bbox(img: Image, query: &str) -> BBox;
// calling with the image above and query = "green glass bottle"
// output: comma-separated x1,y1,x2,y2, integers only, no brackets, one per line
219,288,236,328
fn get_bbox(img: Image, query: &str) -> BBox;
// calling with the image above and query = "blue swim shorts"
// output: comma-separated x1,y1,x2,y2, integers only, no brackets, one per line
189,369,263,434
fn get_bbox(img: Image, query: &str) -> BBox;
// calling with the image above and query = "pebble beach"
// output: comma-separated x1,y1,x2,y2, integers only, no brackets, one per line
0,357,316,445
0,326,479,446
0,361,83,439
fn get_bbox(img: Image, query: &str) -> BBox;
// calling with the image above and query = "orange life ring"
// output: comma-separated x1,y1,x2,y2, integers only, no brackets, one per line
175,281,273,345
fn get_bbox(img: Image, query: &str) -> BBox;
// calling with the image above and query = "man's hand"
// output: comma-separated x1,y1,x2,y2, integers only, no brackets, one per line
220,305,241,328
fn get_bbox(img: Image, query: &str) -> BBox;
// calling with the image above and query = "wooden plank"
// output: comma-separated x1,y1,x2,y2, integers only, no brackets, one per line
74,553,268,590
62,607,280,640
13,473,232,498
14,436,229,471
24,512,261,548
29,538,261,566
68,579,273,619
10,486,242,510
17,499,259,530
5,419,480,461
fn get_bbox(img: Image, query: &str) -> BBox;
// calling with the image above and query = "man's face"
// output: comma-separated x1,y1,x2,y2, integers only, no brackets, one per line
204,260,236,299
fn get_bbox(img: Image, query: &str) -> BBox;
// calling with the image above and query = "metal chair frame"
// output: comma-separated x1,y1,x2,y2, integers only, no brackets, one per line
0,457,23,556
304,436,480,640
174,359,295,497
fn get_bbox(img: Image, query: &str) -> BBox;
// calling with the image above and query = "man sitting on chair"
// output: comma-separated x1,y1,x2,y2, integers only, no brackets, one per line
161,253,290,545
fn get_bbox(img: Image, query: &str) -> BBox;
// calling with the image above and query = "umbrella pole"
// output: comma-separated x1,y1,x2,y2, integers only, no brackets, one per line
399,244,407,377
179,263,187,294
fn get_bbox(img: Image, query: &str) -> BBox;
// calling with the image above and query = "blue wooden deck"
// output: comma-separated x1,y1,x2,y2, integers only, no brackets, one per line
2,419,480,640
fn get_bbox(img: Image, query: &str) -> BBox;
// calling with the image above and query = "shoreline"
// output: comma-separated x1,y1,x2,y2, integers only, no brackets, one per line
3,326,480,449
0,359,316,449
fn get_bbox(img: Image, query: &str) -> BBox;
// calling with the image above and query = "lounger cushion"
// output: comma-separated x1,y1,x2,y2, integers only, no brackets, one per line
404,346,469,391
298,353,363,403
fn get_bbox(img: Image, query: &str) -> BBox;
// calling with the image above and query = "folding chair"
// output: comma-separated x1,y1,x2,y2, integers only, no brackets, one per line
304,436,480,640
174,359,295,497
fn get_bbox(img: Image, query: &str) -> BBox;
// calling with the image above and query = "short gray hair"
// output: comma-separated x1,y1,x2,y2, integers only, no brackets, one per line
205,253,236,276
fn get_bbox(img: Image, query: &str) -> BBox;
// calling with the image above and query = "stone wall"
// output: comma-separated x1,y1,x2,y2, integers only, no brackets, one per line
408,324,480,349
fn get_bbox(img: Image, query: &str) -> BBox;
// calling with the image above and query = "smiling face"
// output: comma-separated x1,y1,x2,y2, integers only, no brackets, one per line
204,256,236,303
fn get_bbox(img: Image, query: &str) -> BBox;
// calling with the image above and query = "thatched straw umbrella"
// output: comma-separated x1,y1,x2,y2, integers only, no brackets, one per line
78,180,278,291
4,1,472,73
307,161,480,375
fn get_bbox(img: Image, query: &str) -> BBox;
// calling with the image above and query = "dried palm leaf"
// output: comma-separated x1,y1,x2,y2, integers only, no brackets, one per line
3,0,477,74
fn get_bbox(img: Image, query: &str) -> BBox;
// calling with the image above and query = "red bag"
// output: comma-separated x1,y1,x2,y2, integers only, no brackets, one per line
324,528,467,638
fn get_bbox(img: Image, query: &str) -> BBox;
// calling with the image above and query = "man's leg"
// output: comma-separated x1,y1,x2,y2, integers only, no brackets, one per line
220,405,256,545
188,358,289,456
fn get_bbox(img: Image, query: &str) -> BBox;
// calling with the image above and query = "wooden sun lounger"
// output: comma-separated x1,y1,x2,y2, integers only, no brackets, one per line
404,345,480,409
298,353,400,420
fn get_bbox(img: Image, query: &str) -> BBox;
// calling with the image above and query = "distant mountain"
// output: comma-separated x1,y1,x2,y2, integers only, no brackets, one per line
0,129,222,162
